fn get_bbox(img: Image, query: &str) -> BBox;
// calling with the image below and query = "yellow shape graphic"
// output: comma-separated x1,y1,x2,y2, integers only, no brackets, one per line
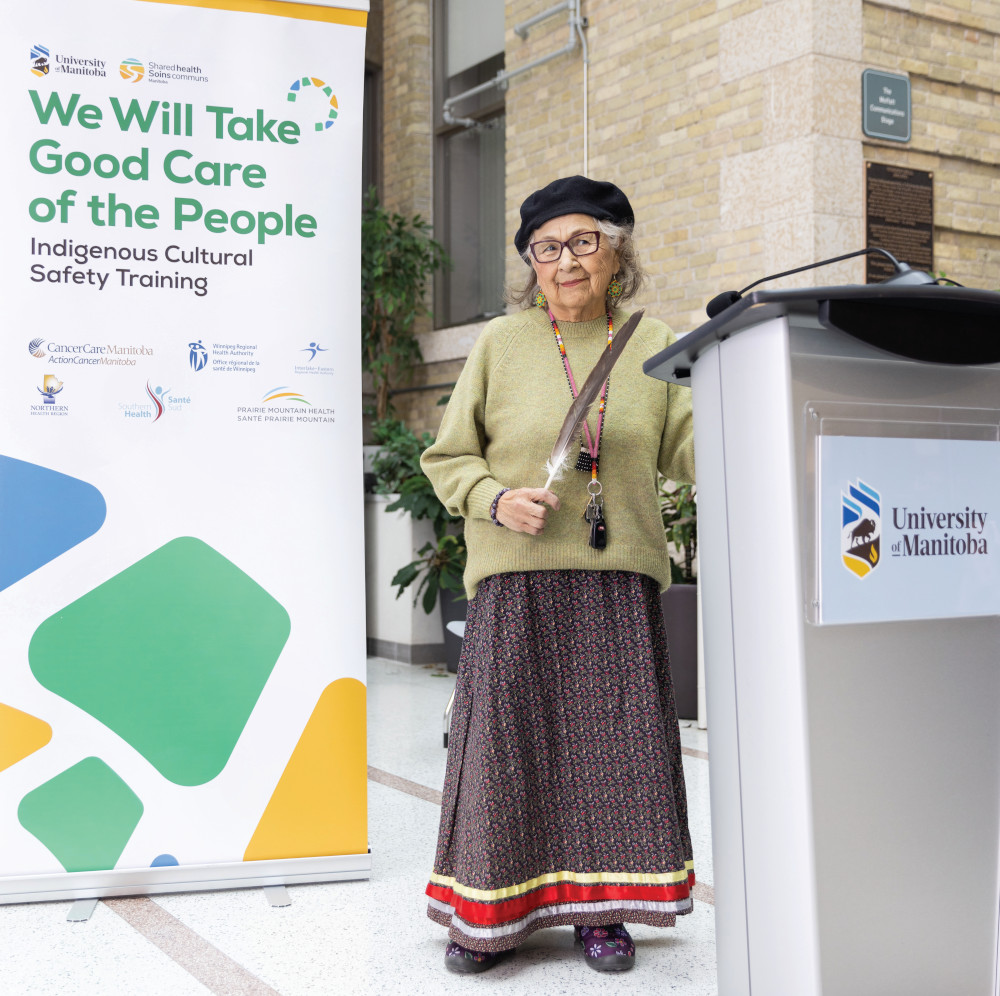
0,703,53,772
244,678,367,861
843,555,870,579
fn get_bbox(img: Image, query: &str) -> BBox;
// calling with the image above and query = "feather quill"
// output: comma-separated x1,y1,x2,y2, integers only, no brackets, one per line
542,308,644,489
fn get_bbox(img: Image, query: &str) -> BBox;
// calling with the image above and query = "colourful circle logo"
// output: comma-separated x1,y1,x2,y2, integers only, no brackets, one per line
286,76,338,132
120,58,145,83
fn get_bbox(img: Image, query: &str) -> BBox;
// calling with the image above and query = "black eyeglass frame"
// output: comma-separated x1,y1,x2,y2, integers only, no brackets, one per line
527,230,602,263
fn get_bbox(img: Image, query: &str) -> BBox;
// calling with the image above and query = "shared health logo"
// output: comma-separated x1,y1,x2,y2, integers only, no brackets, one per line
842,479,881,579
286,76,339,132
120,58,144,82
30,44,49,77
28,338,46,358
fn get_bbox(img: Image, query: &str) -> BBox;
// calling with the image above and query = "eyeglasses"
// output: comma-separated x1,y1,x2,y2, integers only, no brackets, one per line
528,231,602,263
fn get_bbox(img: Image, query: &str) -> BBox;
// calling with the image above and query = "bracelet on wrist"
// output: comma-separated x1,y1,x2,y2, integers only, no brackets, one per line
490,488,511,526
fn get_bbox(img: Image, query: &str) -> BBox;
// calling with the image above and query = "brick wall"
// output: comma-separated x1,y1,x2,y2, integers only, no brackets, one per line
862,0,1000,286
375,0,1000,437
381,0,433,220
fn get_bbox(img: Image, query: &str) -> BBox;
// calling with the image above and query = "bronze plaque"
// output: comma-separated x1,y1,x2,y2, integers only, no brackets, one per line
865,162,934,282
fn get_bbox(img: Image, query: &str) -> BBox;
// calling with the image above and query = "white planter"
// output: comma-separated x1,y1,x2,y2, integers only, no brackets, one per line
364,494,444,663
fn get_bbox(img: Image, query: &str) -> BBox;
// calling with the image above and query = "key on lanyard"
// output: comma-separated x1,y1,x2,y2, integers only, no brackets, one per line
584,481,607,550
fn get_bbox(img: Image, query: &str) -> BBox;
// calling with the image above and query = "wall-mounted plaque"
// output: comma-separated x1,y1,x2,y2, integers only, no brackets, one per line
863,69,911,142
865,162,934,283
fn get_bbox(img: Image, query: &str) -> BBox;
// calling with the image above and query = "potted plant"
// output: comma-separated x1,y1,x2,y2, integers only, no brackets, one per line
364,419,446,663
387,465,467,674
360,188,448,424
660,481,698,720
360,192,448,662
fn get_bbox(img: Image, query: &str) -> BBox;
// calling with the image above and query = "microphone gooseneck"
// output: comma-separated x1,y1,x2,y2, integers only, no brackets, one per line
703,247,931,318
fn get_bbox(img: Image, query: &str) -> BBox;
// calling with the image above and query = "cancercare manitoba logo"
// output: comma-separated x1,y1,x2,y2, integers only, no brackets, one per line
842,479,881,579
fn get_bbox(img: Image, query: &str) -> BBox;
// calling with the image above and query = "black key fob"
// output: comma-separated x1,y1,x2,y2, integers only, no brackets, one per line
589,510,607,549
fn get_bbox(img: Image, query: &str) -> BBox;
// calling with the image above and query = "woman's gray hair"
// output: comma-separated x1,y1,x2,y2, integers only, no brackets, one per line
505,217,647,310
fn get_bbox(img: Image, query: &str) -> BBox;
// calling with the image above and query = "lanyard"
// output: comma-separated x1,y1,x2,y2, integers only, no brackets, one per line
548,309,614,481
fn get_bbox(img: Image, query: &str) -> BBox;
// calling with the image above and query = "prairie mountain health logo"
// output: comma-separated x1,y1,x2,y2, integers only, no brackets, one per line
841,479,881,579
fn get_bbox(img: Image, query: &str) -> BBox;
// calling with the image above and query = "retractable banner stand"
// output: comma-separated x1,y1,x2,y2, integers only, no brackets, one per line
0,0,370,904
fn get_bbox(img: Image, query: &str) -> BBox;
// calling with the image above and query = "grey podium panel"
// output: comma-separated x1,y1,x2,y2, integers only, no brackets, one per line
682,314,1000,996
790,328,1000,996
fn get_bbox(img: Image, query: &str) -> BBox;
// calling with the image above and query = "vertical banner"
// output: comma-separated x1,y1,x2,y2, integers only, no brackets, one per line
0,0,370,902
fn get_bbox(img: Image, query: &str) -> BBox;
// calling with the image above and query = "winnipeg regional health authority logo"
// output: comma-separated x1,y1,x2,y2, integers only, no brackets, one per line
841,479,881,579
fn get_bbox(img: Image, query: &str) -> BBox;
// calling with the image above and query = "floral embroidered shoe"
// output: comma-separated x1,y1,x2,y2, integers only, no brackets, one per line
574,923,636,972
444,940,506,974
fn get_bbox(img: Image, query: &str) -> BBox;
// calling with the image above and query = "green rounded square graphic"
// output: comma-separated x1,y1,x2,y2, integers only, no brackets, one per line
18,757,143,873
29,537,291,786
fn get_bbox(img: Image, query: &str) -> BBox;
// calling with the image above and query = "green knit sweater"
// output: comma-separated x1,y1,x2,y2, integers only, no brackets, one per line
421,306,695,598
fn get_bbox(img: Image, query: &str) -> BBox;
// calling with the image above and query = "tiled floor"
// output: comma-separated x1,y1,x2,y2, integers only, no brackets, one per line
0,658,717,995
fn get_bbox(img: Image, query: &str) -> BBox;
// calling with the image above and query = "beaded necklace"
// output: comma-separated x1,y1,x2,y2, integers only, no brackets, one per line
547,308,614,483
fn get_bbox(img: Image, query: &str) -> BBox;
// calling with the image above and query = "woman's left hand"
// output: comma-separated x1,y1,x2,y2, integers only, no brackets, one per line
496,488,561,535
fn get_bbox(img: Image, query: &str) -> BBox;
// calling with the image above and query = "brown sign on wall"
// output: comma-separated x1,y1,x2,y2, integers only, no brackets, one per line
865,162,934,283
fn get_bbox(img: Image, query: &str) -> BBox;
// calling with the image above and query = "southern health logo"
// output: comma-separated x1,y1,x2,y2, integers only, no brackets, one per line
141,381,192,421
841,479,881,579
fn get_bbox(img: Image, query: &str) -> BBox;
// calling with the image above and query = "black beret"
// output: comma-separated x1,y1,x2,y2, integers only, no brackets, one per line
514,175,634,257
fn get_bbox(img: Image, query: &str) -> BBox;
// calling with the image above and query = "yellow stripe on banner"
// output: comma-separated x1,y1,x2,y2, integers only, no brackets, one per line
429,862,696,902
133,0,367,27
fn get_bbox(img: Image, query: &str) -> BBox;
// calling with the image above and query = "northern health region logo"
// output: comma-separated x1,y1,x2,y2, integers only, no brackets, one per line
30,44,49,77
842,479,881,579
38,375,64,403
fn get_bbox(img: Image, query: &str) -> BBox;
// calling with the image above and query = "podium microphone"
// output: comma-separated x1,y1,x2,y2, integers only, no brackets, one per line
704,248,938,319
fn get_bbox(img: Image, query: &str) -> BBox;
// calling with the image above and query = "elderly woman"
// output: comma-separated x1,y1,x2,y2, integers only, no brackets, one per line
421,176,695,975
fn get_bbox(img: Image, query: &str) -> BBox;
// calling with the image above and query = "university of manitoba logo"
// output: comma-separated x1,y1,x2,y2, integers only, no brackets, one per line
30,44,49,77
189,339,209,371
842,479,881,579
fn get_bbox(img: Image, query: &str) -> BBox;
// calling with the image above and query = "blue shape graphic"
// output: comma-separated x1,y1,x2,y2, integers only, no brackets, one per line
151,853,179,867
0,456,107,591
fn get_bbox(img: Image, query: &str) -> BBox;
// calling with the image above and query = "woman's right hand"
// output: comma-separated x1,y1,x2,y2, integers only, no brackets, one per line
496,488,561,535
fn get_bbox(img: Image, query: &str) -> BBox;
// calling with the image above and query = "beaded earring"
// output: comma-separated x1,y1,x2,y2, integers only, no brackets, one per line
607,275,623,303
534,287,548,308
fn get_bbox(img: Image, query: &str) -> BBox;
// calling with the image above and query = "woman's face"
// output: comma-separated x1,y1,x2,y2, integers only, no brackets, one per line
529,213,619,323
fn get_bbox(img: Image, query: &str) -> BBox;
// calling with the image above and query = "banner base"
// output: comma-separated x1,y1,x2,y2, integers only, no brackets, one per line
0,851,371,906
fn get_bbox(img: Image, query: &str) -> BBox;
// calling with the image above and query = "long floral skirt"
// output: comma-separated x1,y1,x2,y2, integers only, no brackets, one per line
425,570,694,953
